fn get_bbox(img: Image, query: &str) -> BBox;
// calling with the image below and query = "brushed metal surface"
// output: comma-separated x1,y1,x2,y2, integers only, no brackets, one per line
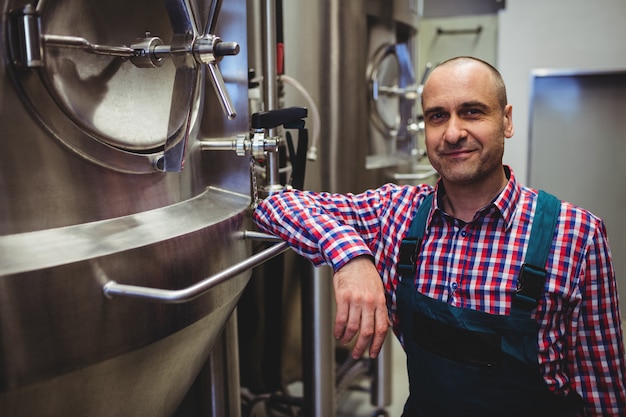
0,0,252,415
0,191,251,414
0,310,236,417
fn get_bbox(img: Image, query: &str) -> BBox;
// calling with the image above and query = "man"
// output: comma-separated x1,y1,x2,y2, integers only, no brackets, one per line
253,57,626,416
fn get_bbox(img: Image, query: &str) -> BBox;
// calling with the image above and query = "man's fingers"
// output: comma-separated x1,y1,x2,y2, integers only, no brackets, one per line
332,256,389,358
349,306,389,359
368,306,390,358
351,303,374,359
334,294,350,340
344,303,363,344
334,288,364,344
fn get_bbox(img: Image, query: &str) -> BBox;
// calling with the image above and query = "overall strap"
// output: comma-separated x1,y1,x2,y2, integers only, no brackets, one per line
398,193,434,276
513,190,561,312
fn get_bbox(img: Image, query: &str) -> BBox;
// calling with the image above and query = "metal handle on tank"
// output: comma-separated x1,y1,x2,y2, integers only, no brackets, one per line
102,239,288,303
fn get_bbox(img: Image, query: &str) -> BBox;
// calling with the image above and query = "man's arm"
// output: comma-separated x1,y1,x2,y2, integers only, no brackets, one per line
253,189,375,269
253,188,393,358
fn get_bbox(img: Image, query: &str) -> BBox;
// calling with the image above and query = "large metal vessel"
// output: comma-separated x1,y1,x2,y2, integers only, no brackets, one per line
282,0,430,194
0,0,262,415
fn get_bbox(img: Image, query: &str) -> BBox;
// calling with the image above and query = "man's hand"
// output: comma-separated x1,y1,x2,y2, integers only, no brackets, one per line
332,256,389,359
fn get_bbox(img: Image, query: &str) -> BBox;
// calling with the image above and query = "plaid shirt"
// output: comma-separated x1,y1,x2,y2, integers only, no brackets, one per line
253,166,626,416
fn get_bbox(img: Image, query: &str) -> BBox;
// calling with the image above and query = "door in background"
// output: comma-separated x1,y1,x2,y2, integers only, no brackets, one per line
528,69,626,315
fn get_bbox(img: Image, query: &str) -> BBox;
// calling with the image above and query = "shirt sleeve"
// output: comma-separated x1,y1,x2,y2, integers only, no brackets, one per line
253,187,393,271
571,218,626,416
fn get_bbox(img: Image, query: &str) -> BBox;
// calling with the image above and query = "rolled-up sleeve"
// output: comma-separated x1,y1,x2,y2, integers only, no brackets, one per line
571,218,626,416
253,189,375,271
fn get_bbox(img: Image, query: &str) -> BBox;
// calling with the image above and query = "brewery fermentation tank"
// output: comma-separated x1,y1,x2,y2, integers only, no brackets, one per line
288,0,425,194
0,0,268,415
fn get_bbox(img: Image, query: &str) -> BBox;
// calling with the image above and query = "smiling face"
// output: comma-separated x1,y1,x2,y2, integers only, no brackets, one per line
421,58,514,190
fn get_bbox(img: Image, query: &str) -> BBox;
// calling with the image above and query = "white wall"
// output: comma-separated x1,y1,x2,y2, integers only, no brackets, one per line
498,0,626,183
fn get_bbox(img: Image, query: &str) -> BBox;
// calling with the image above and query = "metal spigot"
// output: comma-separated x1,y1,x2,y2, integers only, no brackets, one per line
199,134,279,159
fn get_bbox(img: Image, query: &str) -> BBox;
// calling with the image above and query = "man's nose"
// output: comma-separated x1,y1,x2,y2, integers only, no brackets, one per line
443,115,467,143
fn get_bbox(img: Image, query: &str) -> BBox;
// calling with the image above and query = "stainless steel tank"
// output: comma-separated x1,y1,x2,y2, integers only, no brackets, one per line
286,0,428,194
0,0,258,415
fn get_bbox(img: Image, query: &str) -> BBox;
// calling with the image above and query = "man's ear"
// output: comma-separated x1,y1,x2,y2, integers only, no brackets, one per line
503,104,514,138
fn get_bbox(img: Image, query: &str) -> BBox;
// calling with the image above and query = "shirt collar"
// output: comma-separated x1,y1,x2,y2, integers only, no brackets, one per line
430,165,521,231
492,166,521,231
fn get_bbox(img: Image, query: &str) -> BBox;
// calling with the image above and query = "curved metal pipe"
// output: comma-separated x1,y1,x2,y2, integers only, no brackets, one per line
240,230,283,242
261,0,282,194
103,241,289,303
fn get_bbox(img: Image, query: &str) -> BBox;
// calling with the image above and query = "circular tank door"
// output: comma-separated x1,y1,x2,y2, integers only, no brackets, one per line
367,42,417,140
368,43,401,137
7,0,239,173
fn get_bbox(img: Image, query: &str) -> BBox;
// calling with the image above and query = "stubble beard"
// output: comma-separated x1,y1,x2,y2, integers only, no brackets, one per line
429,144,505,187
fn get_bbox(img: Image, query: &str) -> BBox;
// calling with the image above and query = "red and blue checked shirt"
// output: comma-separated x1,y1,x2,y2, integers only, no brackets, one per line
253,166,626,416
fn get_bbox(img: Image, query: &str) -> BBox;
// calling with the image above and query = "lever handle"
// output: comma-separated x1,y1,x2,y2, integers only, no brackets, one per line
193,35,238,120
214,42,240,57
285,128,308,190
251,107,308,130
207,60,237,120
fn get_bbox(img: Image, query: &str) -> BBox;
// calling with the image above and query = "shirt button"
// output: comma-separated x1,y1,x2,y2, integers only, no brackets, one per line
460,230,468,237
451,282,458,291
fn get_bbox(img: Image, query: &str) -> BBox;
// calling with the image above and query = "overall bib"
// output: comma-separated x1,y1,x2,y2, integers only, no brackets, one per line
396,191,583,417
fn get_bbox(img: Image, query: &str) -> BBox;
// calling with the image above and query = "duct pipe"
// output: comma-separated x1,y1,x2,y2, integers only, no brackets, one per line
262,0,282,193
205,312,242,417
302,265,336,417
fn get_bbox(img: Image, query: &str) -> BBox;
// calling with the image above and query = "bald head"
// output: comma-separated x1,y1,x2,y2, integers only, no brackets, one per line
422,57,508,110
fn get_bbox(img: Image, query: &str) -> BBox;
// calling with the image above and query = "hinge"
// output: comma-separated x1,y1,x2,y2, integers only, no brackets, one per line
8,4,44,68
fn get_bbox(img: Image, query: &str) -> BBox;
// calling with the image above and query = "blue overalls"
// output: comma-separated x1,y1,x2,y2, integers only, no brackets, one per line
396,191,583,417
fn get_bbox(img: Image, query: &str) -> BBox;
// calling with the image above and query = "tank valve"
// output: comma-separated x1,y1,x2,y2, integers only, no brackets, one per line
249,107,309,191
199,134,279,159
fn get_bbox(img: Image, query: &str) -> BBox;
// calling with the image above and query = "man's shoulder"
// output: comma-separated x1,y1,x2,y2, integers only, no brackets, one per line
521,186,604,232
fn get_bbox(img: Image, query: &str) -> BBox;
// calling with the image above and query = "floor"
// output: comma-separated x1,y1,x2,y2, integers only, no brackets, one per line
245,334,408,417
